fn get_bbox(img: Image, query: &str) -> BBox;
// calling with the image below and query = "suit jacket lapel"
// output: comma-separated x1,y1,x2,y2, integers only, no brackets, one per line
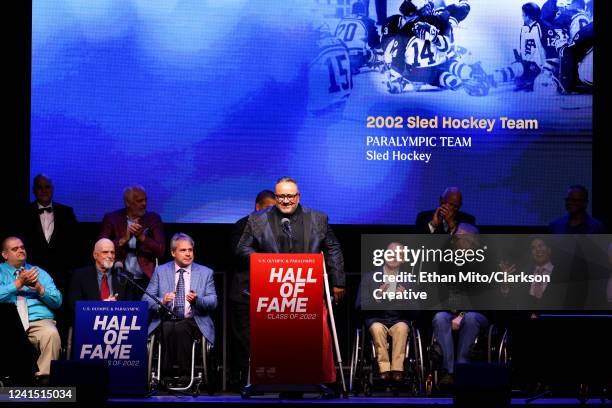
87,266,101,300
166,264,176,293
111,272,120,298
303,210,312,253
264,211,280,253
48,207,58,246
31,203,47,246
190,265,200,293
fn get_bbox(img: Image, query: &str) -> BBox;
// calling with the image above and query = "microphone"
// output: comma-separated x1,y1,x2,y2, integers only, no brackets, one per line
281,218,292,236
281,218,293,250
113,261,125,275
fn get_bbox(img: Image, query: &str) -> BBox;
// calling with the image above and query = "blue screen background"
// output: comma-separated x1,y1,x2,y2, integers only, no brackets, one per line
31,0,592,224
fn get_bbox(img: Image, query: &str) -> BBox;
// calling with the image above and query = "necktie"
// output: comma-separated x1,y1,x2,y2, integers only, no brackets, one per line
173,269,185,319
100,272,110,300
38,207,53,214
530,266,545,300
15,269,29,330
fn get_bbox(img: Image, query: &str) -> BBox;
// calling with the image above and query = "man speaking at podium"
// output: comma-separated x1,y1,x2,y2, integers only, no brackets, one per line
237,176,346,384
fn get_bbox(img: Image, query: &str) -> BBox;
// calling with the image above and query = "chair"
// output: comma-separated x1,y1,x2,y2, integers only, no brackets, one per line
349,321,425,396
147,331,217,396
427,323,510,394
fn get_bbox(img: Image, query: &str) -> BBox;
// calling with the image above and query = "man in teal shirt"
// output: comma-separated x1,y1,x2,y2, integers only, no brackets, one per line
0,236,62,379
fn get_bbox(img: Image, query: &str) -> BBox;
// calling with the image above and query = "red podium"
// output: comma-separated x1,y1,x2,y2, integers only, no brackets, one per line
244,253,341,398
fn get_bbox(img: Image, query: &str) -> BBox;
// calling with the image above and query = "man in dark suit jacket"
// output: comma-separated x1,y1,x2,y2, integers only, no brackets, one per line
144,233,217,378
68,238,136,323
22,174,78,293
229,189,276,388
99,186,165,289
236,176,345,384
500,237,569,312
548,185,606,234
415,187,475,234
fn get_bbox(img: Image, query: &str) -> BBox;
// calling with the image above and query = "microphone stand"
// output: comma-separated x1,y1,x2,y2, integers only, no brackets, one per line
282,223,294,252
115,269,180,393
116,269,179,320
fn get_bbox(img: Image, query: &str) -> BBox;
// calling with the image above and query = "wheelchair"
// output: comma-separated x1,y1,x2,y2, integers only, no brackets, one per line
146,331,217,396
426,322,510,394
349,321,425,397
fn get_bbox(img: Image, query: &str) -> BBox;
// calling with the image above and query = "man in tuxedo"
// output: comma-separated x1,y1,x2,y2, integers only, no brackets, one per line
228,189,275,389
236,176,345,384
415,187,476,234
68,239,137,321
21,174,77,347
144,233,217,378
22,174,78,293
0,237,62,382
100,185,165,289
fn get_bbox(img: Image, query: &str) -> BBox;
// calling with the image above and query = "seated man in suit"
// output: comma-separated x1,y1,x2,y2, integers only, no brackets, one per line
69,239,137,321
415,187,476,234
0,236,62,382
144,233,217,378
431,224,488,386
100,185,165,289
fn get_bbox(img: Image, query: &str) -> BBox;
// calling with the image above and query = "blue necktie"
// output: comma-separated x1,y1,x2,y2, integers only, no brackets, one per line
173,269,185,319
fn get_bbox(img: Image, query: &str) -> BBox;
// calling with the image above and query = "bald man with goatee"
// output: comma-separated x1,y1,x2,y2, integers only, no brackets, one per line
68,239,137,322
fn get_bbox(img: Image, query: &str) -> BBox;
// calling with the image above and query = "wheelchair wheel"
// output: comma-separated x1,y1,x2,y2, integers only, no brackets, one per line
349,328,363,396
147,333,157,392
202,339,217,396
363,379,373,397
411,327,425,395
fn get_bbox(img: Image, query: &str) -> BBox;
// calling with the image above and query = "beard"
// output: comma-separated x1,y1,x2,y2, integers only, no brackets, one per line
102,259,114,270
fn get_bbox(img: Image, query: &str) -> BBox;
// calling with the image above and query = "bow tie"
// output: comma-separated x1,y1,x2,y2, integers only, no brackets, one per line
38,207,53,214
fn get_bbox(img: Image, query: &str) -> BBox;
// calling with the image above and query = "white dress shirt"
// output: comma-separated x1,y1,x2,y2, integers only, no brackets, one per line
37,202,54,243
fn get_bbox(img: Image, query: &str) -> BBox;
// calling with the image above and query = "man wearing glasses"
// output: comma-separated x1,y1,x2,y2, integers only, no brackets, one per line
549,185,606,234
236,176,345,385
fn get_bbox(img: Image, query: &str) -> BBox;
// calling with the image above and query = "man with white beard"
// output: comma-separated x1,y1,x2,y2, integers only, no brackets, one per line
68,238,137,321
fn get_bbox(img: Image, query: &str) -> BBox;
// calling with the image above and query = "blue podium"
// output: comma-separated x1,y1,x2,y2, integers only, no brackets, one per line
74,301,148,395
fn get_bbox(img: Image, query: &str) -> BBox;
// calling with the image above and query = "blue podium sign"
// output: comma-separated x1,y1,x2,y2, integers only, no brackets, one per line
74,301,148,395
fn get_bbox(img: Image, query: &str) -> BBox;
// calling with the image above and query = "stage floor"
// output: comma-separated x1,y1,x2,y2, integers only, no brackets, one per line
107,394,609,407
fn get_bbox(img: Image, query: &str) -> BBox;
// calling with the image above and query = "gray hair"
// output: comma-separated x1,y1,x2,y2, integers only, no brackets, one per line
456,223,479,235
123,185,146,202
275,176,299,189
170,233,195,251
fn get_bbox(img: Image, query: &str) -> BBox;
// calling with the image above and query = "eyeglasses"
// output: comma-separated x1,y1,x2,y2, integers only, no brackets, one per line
275,193,299,201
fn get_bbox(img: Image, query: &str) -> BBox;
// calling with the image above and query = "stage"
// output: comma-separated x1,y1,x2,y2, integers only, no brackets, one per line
106,394,608,407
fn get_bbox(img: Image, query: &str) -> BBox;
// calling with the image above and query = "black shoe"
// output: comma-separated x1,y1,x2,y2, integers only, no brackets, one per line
279,391,303,399
380,371,391,381
391,371,404,382
439,372,454,386
35,375,50,386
